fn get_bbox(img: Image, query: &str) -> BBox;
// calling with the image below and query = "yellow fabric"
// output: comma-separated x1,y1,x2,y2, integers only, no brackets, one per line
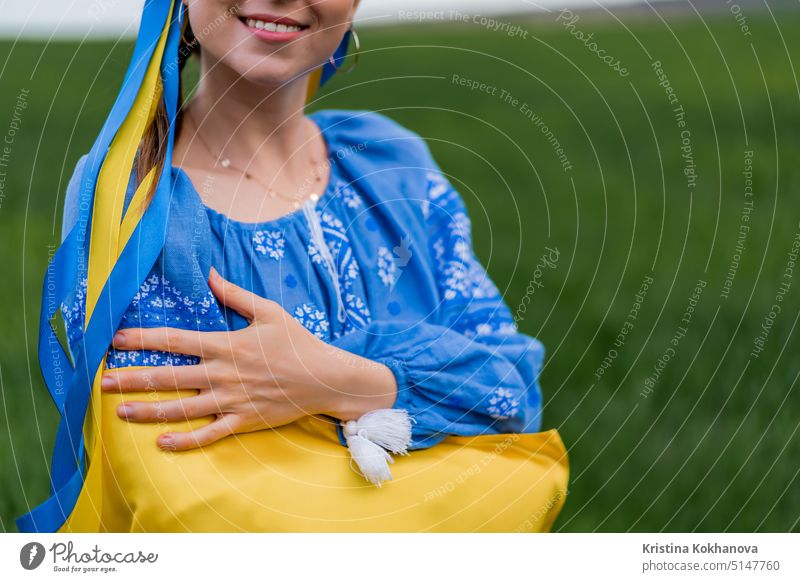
72,385,569,532
61,3,570,532
305,67,323,103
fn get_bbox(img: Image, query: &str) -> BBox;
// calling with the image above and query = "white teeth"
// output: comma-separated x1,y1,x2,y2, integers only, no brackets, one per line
245,18,302,33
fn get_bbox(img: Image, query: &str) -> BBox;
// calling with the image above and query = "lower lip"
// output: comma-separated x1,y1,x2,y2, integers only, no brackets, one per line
242,20,307,43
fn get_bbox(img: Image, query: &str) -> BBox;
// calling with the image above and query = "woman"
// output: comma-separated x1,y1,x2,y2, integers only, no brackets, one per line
21,0,567,532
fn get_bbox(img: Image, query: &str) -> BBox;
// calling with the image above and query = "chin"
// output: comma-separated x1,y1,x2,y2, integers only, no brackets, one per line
222,53,311,88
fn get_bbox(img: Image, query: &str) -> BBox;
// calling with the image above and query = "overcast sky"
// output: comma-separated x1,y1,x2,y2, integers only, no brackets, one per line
1,0,653,38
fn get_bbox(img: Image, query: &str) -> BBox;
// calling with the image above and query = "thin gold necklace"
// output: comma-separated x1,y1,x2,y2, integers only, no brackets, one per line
187,109,325,209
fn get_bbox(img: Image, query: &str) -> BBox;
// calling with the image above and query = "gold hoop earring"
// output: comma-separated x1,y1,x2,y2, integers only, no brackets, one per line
180,26,193,47
328,27,360,74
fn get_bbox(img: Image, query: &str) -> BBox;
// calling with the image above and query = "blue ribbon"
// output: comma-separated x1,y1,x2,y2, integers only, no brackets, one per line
17,0,182,533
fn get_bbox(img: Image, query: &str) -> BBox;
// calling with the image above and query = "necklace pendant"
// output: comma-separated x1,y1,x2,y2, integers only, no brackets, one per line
220,158,231,169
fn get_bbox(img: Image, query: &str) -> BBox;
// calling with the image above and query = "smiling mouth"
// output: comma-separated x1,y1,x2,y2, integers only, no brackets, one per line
240,15,310,35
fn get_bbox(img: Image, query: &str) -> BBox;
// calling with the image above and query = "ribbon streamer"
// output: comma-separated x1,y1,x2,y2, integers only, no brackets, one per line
18,0,350,533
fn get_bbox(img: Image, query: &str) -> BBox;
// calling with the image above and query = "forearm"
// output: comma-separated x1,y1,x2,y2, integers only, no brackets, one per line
317,344,398,420
323,318,545,449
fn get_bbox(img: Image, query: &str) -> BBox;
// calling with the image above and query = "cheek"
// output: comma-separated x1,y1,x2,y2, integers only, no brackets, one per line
188,2,246,55
308,3,356,60
319,0,357,31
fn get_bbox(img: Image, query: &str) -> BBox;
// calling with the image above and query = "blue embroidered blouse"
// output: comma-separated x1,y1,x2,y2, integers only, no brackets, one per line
61,109,545,450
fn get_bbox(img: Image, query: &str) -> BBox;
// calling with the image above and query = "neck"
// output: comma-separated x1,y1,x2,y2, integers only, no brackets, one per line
184,56,320,172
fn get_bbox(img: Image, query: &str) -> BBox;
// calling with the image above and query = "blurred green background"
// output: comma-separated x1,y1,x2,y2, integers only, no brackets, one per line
2,7,800,531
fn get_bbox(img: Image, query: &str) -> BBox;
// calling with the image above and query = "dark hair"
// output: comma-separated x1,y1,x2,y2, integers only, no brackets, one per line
135,19,199,200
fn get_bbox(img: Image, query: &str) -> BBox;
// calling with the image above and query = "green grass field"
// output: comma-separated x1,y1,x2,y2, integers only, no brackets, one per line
2,7,800,531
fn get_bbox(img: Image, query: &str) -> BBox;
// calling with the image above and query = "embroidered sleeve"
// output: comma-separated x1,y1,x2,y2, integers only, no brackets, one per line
330,163,546,450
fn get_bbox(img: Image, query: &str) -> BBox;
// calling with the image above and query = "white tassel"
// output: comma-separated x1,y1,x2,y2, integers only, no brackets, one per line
343,409,413,486
345,433,394,486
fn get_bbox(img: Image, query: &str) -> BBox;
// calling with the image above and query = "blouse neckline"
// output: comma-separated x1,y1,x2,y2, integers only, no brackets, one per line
172,111,339,231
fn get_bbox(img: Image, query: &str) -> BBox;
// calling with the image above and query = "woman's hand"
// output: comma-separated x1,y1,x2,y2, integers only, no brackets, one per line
101,267,398,451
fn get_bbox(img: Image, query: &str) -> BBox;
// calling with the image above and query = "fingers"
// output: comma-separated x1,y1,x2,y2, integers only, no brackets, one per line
157,415,240,451
112,326,222,357
208,266,279,322
116,394,222,424
102,365,213,393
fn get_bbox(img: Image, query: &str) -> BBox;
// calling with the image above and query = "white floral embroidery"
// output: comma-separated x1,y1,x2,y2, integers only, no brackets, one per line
432,238,445,264
62,272,229,368
337,181,363,209
475,323,493,337
432,207,501,302
320,210,345,232
305,207,373,337
498,321,518,335
346,258,360,281
453,235,471,262
425,170,518,340
106,273,227,369
61,274,88,349
253,229,286,260
487,387,520,420
307,211,346,265
427,170,450,201
422,171,452,220
293,303,330,340
129,274,224,320
467,320,518,339
307,240,322,265
440,261,485,301
345,292,371,327
377,246,397,287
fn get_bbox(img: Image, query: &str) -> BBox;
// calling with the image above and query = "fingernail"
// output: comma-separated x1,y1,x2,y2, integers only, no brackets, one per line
117,404,133,418
209,267,219,281
101,375,115,390
159,435,175,449
112,332,125,347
